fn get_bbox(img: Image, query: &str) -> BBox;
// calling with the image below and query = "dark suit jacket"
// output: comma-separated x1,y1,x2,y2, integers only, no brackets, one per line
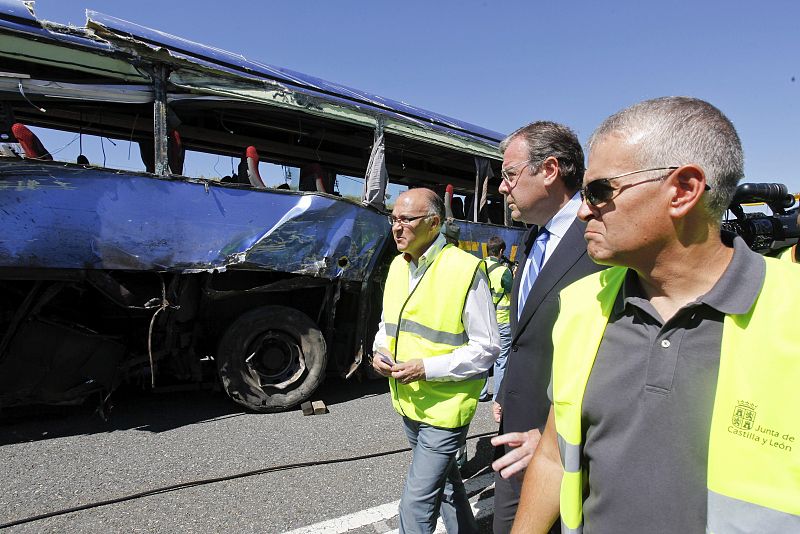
497,218,604,435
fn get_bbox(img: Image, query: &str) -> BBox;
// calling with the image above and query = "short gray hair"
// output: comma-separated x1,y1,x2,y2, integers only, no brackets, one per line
426,190,445,226
587,96,743,221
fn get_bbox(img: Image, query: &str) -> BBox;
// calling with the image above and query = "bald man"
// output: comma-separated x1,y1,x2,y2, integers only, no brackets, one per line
372,188,500,534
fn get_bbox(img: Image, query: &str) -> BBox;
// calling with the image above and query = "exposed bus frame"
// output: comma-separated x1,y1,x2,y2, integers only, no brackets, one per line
0,0,526,413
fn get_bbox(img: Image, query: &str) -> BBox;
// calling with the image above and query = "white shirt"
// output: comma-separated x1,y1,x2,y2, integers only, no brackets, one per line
373,234,500,381
517,191,582,305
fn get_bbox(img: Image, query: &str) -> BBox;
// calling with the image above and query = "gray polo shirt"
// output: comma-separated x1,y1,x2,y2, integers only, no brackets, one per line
579,235,765,533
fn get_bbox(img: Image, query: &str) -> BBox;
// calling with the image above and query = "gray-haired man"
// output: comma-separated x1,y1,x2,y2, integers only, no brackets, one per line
514,97,800,533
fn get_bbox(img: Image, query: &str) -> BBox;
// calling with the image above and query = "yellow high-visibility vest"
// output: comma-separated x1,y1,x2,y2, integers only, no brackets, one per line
485,257,511,325
779,245,796,263
383,244,484,428
552,259,800,533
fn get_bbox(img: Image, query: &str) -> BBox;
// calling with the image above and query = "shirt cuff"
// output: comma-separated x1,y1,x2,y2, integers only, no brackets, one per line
421,354,453,381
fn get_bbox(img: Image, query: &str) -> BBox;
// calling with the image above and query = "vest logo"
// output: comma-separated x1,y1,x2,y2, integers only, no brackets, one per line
731,400,757,430
727,400,795,452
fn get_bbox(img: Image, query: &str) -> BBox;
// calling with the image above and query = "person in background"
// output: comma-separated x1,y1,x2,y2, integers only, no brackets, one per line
514,96,800,533
491,122,602,534
479,236,513,411
372,187,500,534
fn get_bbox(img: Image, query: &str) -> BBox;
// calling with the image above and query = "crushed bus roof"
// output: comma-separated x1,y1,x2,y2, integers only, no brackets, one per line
0,1,505,155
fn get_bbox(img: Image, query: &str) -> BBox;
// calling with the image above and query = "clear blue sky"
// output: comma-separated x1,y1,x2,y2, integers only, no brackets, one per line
28,0,800,197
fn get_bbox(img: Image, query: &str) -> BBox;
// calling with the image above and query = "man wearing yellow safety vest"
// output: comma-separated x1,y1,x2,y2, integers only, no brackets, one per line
513,97,800,533
372,188,500,534
479,236,513,408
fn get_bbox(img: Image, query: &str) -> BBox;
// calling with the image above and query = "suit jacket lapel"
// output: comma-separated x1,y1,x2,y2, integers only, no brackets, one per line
514,219,587,341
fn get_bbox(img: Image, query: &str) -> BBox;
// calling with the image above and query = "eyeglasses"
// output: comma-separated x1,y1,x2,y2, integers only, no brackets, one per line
388,213,433,227
580,166,680,206
501,160,532,188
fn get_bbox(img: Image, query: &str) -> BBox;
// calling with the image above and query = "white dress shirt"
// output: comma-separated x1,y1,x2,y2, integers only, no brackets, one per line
373,234,500,381
517,191,582,306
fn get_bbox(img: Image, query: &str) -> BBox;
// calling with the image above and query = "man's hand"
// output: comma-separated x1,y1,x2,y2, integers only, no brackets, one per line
372,347,394,377
391,359,426,384
492,401,502,423
510,408,561,533
490,428,542,479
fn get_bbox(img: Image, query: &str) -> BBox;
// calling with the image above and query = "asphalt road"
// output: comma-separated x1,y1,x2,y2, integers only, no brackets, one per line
0,376,501,533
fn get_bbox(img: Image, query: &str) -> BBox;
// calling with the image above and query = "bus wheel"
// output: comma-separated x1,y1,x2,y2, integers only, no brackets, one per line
216,305,326,412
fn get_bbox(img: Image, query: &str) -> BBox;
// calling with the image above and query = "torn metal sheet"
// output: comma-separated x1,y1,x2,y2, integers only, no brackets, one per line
0,0,36,21
0,31,147,82
0,2,503,157
363,126,387,210
84,10,502,139
166,72,501,160
0,77,153,103
0,160,390,281
12,7,504,152
0,0,137,76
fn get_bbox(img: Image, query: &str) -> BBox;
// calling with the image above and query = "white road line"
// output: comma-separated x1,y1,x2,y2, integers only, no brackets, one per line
372,519,391,533
283,472,495,534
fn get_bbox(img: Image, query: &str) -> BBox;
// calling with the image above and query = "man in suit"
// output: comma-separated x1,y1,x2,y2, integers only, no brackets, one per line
490,121,603,534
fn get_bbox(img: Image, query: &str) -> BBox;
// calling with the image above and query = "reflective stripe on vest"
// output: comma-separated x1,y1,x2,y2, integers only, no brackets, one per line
382,244,484,428
485,257,511,324
384,318,469,347
708,491,800,533
552,259,800,532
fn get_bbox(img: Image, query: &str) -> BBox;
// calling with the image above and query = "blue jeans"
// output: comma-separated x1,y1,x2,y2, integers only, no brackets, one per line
480,321,511,399
399,417,478,534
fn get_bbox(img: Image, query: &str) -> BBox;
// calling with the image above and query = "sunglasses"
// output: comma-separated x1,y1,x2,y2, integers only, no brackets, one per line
580,167,681,206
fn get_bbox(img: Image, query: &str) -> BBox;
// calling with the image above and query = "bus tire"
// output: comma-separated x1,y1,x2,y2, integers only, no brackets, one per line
216,305,326,412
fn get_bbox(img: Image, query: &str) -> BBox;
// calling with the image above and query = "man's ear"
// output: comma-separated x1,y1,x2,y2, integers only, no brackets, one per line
667,164,707,219
541,156,560,186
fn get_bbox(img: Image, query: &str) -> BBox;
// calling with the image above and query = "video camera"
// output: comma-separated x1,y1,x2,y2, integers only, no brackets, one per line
721,183,800,254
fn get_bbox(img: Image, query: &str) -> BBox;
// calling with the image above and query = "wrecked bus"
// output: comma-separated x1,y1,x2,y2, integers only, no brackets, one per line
0,1,526,413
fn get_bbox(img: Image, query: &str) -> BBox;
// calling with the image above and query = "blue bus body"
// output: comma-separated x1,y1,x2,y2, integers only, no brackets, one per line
0,1,526,412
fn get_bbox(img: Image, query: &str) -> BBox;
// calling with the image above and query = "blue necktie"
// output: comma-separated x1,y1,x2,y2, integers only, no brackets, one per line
518,228,549,320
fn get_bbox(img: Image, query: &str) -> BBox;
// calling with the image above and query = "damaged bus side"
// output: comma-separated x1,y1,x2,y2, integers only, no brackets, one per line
0,1,525,413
